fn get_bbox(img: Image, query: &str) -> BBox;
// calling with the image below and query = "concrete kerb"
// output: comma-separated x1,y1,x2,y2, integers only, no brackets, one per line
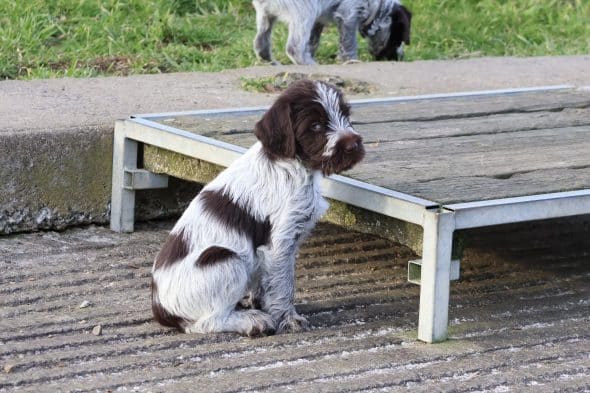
1,56,589,235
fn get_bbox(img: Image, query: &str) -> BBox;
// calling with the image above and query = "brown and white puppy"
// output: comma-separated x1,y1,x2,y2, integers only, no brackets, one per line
253,0,412,65
151,80,364,336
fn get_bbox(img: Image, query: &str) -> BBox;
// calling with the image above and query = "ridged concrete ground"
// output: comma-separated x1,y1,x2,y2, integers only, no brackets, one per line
1,220,589,392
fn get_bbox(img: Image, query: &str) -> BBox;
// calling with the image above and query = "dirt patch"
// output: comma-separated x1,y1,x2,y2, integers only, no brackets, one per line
240,72,375,95
47,55,134,75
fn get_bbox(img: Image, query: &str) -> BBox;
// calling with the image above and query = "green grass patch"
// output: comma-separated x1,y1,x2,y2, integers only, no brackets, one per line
1,0,588,79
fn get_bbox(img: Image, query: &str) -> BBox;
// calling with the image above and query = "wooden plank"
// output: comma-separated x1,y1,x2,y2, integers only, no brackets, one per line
351,89,590,123
155,115,260,142
355,107,590,143
385,167,590,205
353,125,590,175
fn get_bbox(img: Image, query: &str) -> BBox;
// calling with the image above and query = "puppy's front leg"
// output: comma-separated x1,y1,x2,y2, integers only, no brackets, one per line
258,237,309,333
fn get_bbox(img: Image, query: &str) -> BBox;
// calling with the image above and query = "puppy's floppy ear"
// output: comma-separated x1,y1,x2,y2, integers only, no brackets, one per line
394,5,412,45
254,98,296,159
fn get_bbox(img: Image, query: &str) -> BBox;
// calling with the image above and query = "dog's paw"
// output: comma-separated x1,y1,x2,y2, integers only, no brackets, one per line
277,312,310,334
246,310,276,338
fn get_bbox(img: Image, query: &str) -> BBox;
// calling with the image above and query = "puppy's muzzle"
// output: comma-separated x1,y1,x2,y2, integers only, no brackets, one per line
343,133,363,153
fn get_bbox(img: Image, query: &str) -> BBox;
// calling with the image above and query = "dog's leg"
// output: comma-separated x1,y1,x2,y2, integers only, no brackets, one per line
286,20,316,65
257,196,317,333
308,23,324,59
237,267,263,309
258,245,309,333
184,309,275,337
253,5,278,64
336,18,360,62
180,249,274,336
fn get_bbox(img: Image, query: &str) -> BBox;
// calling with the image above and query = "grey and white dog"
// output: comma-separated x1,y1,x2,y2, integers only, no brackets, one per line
253,0,411,65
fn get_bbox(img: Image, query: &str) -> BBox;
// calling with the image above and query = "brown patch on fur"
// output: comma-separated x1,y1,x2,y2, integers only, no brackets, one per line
200,190,271,248
196,246,237,267
153,229,190,270
255,95,296,160
151,279,185,330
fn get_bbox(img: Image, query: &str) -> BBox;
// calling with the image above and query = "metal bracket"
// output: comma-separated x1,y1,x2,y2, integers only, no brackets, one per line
408,259,460,285
123,169,168,190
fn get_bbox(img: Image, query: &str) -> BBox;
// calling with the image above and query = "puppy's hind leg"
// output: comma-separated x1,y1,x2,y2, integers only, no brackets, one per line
182,247,274,337
253,4,278,64
185,309,275,337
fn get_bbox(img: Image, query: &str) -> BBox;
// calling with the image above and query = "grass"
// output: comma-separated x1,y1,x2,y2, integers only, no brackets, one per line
1,0,588,79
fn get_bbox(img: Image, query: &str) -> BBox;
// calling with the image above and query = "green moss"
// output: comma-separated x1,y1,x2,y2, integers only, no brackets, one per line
324,200,358,227
323,200,425,255
143,145,224,184
26,127,112,214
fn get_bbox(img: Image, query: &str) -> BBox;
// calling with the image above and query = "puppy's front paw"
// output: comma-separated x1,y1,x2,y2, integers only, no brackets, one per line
246,310,276,338
342,59,362,65
277,312,310,334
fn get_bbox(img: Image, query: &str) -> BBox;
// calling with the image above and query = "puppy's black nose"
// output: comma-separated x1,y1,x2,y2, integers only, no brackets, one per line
344,134,362,152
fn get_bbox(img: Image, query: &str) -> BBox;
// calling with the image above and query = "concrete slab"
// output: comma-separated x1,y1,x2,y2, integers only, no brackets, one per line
1,219,588,391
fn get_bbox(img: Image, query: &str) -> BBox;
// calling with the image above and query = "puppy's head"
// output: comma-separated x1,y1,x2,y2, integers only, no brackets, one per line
255,80,364,176
365,3,412,61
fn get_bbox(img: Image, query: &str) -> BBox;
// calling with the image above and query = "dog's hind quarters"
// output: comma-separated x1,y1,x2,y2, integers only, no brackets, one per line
151,279,186,330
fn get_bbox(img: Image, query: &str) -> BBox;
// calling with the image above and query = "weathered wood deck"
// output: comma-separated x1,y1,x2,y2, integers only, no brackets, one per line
156,89,590,204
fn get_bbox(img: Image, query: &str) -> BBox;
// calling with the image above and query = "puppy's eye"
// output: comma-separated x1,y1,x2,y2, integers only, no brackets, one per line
311,123,323,132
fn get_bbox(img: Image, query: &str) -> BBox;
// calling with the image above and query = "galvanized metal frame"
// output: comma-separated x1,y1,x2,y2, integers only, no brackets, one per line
110,85,590,343
448,190,590,229
133,84,574,120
